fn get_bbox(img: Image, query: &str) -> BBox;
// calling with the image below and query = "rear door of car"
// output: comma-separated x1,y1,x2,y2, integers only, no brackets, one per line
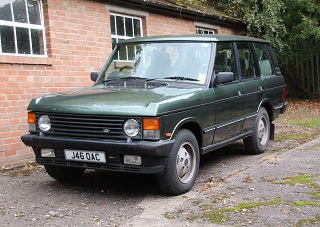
256,43,286,107
236,42,265,133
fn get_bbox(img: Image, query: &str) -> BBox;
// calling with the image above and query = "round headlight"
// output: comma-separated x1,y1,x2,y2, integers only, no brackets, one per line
38,115,51,131
123,119,139,137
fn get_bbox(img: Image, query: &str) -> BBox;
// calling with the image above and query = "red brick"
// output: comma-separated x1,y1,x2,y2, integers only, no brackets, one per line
4,150,16,157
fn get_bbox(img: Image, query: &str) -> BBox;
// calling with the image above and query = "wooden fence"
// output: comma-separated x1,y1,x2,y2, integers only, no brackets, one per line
282,41,320,99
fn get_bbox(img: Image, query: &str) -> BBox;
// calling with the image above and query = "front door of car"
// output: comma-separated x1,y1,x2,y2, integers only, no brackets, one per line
212,42,245,143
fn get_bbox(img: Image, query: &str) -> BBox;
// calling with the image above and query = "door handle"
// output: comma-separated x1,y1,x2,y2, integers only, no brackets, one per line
259,86,265,91
238,90,244,96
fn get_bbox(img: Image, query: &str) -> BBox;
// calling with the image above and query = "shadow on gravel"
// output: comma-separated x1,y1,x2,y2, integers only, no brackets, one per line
46,170,161,197
200,142,247,167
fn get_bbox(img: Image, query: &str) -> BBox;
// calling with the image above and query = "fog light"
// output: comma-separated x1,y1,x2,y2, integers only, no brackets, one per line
41,149,55,158
124,155,142,165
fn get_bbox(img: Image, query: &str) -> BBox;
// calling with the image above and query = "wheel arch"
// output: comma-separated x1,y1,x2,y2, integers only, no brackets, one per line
170,118,203,149
258,99,274,121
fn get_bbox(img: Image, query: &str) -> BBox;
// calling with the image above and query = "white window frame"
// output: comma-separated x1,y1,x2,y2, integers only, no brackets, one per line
196,27,215,34
0,0,47,56
110,13,143,41
110,13,143,62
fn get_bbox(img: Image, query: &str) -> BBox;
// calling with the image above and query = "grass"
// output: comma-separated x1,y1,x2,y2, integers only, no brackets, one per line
186,198,283,224
274,99,320,144
294,215,320,227
268,174,320,200
276,174,316,186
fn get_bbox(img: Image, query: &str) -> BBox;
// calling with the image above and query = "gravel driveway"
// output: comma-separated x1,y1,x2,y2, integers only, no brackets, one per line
1,138,319,226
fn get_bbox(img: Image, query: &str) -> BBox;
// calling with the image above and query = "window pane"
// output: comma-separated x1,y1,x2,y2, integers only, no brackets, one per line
125,17,133,37
112,38,118,59
215,42,237,79
133,19,141,37
16,27,30,54
27,0,41,25
31,29,44,55
12,0,28,23
237,43,256,79
118,40,127,60
0,0,13,21
127,45,135,60
110,15,115,35
116,16,124,36
255,43,274,76
0,25,16,53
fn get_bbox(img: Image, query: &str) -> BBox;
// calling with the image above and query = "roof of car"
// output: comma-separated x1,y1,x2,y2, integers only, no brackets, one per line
119,34,270,44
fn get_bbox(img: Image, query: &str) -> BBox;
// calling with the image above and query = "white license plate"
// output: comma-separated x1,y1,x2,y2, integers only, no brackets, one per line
64,149,106,163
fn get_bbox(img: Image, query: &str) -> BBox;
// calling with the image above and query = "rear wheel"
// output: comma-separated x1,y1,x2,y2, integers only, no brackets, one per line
244,107,270,154
44,165,85,182
156,129,200,195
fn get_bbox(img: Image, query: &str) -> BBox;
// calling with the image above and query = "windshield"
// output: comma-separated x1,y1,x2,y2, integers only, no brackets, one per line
101,42,212,85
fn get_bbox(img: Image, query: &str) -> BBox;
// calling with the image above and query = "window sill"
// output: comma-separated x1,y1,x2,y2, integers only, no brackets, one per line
0,55,53,66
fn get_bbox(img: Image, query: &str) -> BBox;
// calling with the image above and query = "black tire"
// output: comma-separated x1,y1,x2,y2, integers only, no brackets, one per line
44,165,85,182
156,129,200,195
243,107,270,155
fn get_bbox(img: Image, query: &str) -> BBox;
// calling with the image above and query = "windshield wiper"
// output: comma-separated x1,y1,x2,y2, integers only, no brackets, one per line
163,76,199,81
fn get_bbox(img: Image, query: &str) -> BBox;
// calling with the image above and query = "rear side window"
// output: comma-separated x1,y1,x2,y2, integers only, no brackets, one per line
236,42,257,79
254,43,275,76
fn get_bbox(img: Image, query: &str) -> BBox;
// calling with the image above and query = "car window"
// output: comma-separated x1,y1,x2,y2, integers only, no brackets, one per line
254,43,275,76
103,42,212,84
236,42,257,79
214,42,237,80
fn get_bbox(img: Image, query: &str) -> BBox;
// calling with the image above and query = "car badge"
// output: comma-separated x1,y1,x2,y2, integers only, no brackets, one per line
102,128,111,133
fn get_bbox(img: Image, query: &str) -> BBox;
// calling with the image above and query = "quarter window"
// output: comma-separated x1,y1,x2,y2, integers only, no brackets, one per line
254,43,275,76
0,0,46,56
110,13,142,61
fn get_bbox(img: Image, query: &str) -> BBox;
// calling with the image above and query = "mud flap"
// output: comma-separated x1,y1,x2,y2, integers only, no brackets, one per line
270,123,275,140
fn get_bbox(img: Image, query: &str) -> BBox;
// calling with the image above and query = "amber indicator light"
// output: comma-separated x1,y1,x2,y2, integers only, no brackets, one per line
143,118,160,130
28,112,36,124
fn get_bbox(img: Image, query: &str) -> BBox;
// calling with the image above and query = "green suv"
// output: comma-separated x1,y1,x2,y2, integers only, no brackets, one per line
21,35,287,195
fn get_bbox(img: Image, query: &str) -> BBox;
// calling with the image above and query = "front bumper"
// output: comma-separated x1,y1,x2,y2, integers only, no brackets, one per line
21,134,175,174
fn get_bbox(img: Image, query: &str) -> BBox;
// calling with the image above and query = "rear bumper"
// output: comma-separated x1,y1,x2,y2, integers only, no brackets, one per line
21,134,175,174
280,101,288,114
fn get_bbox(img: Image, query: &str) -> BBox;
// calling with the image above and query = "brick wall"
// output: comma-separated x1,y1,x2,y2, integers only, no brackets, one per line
0,0,110,167
0,0,244,167
144,14,195,35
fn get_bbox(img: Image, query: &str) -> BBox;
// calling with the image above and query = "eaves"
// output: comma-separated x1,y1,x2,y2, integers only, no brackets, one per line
103,0,246,30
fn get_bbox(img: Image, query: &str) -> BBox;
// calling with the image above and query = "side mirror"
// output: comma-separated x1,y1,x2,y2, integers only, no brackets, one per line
90,72,99,82
216,72,234,84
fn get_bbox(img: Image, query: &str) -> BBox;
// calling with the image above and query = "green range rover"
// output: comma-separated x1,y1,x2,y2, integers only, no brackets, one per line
21,35,287,195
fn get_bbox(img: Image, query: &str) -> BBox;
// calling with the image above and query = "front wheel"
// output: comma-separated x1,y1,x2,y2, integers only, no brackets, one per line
44,165,85,182
156,129,200,195
243,107,270,155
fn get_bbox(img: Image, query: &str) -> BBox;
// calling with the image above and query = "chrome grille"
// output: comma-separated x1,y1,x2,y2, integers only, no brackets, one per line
36,113,141,140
